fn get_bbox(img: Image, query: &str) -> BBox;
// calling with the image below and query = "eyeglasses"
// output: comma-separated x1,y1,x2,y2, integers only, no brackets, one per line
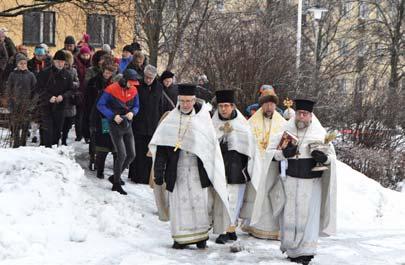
179,99,195,104
296,110,311,117
218,103,233,109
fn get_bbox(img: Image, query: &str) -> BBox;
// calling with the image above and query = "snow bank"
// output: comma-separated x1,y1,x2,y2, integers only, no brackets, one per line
336,160,405,230
0,147,84,262
0,146,404,264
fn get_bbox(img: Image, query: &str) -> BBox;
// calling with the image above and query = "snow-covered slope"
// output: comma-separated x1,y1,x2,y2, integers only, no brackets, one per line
0,146,404,265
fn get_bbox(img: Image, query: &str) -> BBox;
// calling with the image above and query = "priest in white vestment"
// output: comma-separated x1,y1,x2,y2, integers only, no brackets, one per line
264,99,337,264
211,90,261,244
240,89,287,240
149,84,231,249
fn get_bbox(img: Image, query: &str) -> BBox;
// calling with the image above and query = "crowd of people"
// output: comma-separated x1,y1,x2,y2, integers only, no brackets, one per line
1,28,337,265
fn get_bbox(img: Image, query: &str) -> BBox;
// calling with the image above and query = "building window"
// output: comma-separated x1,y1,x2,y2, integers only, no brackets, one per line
359,2,369,19
339,39,349,56
86,14,116,48
375,43,384,60
216,0,225,12
356,76,367,92
337,78,348,92
23,11,55,46
357,40,367,56
340,2,352,17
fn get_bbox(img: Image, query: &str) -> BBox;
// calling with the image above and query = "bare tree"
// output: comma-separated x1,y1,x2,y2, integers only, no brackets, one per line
133,0,207,67
0,0,124,17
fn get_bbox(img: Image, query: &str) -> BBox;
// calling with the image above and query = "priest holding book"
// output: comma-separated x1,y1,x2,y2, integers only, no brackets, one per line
263,99,337,265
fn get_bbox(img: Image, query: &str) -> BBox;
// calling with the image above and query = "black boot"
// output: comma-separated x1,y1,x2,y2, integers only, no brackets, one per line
112,184,127,195
196,240,207,249
215,234,229,244
108,175,125,185
172,241,185,249
227,232,237,241
32,136,38,143
96,171,104,179
288,256,314,265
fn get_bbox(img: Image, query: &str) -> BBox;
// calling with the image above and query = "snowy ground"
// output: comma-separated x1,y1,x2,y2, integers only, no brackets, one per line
1,138,405,265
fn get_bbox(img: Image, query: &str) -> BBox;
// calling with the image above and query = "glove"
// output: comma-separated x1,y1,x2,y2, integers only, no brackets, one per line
282,142,298,158
311,150,328,163
114,115,123,124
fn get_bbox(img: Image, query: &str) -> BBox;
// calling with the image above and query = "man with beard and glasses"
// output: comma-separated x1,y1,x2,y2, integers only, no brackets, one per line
239,88,286,240
266,99,337,265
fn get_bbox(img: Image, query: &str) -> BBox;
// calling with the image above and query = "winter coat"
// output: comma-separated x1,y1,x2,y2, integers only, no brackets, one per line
0,41,9,70
153,102,212,192
85,66,102,83
125,62,144,79
132,79,164,136
27,57,52,77
118,56,132,74
161,83,178,112
86,73,111,124
36,66,74,114
73,56,91,93
88,74,113,151
6,69,37,112
97,81,140,121
63,67,80,117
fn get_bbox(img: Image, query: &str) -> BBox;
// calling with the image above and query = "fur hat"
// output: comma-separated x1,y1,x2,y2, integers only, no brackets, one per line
160,70,174,81
259,89,279,106
63,50,74,66
53,50,66,61
64,36,76,45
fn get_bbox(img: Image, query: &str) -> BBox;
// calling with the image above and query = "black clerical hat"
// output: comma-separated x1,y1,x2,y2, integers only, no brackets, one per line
178,84,196,96
294,99,316,112
216,90,235,104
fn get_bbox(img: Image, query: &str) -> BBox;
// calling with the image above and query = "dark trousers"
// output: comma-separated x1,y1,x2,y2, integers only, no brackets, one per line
41,110,65,148
74,107,84,140
61,116,74,145
11,121,29,148
109,123,136,185
128,134,152,184
96,151,117,177
89,130,96,163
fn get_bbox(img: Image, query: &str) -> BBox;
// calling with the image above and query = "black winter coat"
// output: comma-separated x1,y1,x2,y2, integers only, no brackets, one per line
154,146,212,192
132,79,164,136
154,103,212,191
36,66,73,113
161,84,178,112
219,111,250,184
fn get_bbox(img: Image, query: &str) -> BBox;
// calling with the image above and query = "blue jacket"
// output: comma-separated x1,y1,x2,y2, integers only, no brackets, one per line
118,56,133,74
97,81,140,121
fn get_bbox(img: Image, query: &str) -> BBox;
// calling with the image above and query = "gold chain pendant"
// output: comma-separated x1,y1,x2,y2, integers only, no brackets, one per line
174,141,181,152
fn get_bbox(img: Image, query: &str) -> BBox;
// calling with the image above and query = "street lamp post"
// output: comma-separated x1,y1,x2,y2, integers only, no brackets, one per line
307,5,328,94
